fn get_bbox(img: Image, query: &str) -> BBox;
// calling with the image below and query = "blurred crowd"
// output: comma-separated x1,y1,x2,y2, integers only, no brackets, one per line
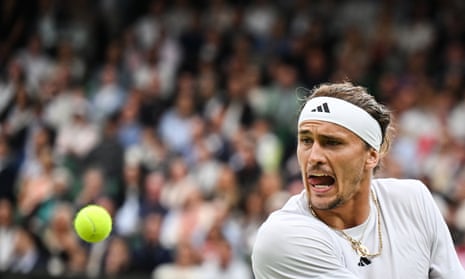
1,0,465,278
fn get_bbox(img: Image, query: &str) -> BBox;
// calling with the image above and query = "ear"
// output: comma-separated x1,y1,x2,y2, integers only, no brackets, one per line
365,149,379,170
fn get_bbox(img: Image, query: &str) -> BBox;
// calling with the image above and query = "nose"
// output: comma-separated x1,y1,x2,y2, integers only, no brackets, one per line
307,142,325,165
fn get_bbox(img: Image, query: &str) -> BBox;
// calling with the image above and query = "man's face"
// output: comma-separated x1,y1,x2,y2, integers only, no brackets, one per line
297,120,378,211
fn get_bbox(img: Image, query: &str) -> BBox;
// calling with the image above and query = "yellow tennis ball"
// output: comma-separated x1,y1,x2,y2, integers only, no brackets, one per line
74,205,112,243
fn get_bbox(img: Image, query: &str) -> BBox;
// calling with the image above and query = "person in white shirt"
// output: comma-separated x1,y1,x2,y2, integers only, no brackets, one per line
251,82,465,278
202,238,253,279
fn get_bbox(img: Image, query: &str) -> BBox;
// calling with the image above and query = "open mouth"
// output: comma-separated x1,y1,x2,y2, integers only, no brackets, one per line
308,174,335,189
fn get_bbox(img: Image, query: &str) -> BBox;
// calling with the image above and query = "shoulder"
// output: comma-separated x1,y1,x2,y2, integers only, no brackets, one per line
255,191,333,244
252,197,344,277
372,178,436,218
255,205,332,244
373,178,431,201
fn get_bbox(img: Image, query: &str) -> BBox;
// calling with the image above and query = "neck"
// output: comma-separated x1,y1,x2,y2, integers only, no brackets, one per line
311,186,371,230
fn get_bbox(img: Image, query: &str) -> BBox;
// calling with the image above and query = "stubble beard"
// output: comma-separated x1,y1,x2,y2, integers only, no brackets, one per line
310,194,344,211
308,169,364,211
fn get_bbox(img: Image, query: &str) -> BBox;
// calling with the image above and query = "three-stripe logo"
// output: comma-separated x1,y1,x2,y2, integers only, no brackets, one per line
310,102,330,113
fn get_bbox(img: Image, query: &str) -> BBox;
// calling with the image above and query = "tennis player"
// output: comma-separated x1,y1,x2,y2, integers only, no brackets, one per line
251,82,465,278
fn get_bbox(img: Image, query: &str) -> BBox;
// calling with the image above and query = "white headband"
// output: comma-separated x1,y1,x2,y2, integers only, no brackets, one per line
298,96,382,151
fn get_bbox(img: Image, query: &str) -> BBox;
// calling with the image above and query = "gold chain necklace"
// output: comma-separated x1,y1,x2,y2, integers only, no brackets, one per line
309,189,383,262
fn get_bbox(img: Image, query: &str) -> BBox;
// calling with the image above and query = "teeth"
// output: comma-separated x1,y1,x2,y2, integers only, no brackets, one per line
310,174,332,177
313,185,330,188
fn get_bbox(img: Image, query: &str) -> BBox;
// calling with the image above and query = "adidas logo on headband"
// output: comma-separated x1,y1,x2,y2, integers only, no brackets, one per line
310,102,330,113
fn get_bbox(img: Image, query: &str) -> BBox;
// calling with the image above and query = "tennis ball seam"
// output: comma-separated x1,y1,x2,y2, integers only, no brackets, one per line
82,211,96,239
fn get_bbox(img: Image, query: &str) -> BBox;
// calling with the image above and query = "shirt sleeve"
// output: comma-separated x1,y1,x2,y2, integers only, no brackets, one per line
251,213,359,279
415,182,465,278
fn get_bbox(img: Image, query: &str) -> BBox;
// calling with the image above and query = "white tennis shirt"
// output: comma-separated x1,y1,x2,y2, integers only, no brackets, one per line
252,178,465,278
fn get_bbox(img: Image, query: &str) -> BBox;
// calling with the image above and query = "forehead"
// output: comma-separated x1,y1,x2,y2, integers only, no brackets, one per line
298,120,359,139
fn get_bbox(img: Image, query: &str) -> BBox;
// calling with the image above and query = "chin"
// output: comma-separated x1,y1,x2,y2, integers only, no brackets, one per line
310,196,342,211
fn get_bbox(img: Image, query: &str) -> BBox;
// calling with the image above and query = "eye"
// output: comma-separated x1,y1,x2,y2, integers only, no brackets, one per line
325,139,341,146
300,137,313,145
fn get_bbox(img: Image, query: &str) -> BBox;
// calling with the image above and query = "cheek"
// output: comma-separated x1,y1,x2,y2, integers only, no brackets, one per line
296,145,304,166
296,145,311,170
338,155,366,181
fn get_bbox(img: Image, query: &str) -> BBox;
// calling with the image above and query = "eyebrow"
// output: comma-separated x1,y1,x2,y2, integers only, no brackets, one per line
298,130,345,141
298,130,312,136
320,134,343,141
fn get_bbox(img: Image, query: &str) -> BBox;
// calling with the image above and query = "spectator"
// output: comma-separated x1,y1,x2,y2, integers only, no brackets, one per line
448,97,465,143
41,202,86,276
2,85,34,151
133,0,163,51
133,29,181,97
114,162,142,237
16,146,56,219
125,127,168,172
116,93,143,148
0,198,16,271
20,124,54,180
160,156,199,211
212,164,241,211
102,236,133,278
0,135,19,202
152,241,202,279
158,90,198,157
0,59,24,117
15,34,52,94
263,57,301,152
243,0,278,47
132,212,173,272
201,238,253,279
86,113,125,192
90,64,126,124
137,73,168,128
139,170,168,219
229,130,262,194
255,170,291,216
55,107,99,177
160,187,216,249
189,118,222,197
219,72,255,140
9,227,48,274
74,167,106,207
251,117,283,172
42,81,90,131
54,40,86,83
238,191,266,258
